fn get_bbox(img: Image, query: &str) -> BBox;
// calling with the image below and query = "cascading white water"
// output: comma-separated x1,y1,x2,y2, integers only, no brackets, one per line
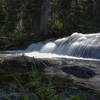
24,32,100,59
1,32,100,59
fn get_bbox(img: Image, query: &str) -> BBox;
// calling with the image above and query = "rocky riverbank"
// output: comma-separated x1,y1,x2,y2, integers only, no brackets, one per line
0,54,100,99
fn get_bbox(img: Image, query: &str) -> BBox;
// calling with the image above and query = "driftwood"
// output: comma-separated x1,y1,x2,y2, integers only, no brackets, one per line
0,53,100,95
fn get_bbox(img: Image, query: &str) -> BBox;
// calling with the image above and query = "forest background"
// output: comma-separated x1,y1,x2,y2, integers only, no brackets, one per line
0,0,100,49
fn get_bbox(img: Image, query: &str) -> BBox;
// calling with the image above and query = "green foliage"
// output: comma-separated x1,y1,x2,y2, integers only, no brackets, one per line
0,0,99,34
0,24,10,34
26,61,60,100
49,20,63,35
12,60,86,100
12,61,60,100
0,0,7,24
14,76,29,100
26,63,41,88
8,31,26,47
7,28,34,48
66,94,86,100
49,0,100,35
0,60,87,100
0,0,100,48
35,87,57,100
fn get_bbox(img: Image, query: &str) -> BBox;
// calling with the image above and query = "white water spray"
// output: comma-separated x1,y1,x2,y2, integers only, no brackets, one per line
1,32,100,60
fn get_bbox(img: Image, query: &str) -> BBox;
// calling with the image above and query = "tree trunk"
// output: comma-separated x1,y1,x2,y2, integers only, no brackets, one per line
40,0,50,35
95,0,100,22
6,0,23,31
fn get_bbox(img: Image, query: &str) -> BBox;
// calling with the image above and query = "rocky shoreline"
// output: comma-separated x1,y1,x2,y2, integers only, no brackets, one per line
0,54,100,99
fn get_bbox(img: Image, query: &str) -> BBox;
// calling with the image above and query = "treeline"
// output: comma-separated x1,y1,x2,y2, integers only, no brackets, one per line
0,0,42,33
0,0,100,48
50,0,100,35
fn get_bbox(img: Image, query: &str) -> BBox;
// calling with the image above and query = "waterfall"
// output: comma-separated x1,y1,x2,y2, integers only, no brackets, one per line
24,32,100,59
1,32,100,59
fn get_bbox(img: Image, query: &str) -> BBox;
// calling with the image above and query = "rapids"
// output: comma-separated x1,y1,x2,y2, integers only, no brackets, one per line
1,32,100,60
25,32,100,60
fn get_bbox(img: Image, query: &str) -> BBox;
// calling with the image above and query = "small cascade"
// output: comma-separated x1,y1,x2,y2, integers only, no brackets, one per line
25,32,100,59
1,32,100,59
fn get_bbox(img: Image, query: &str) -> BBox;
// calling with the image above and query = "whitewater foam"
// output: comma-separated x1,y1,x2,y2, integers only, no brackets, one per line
1,32,100,60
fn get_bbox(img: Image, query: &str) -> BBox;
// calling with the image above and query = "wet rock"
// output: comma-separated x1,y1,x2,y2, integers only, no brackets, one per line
0,54,100,95
61,66,96,78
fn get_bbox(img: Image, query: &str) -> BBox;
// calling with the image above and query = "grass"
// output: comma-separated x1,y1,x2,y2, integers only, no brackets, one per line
13,60,86,100
0,59,87,100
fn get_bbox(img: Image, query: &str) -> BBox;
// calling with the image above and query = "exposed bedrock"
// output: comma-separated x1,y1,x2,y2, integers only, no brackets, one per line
0,54,100,94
